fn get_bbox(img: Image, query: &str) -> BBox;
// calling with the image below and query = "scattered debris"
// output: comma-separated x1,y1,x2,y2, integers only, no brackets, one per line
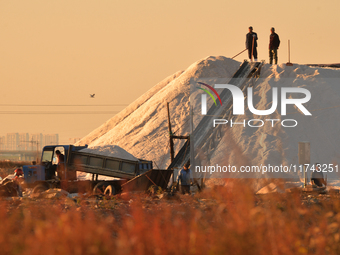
31,188,69,199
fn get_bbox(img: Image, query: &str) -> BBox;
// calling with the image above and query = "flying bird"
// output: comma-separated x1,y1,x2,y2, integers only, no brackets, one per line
90,94,95,98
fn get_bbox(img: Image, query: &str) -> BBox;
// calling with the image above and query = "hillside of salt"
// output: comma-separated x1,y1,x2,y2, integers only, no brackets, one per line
208,64,340,181
77,56,340,183
76,56,241,169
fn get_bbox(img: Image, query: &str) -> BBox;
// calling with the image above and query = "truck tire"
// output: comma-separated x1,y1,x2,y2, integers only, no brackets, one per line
93,182,108,195
104,185,115,196
32,184,49,194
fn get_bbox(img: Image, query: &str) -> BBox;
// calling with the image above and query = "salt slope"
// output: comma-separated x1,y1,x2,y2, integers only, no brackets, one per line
76,56,241,168
209,63,340,180
78,56,340,181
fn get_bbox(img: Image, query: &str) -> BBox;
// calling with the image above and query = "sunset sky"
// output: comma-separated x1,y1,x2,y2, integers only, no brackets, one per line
0,0,339,144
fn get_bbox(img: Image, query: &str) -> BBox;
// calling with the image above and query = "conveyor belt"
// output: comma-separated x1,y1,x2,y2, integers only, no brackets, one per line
167,60,263,171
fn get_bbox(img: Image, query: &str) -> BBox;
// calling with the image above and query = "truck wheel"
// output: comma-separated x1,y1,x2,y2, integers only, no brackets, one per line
93,182,108,195
32,184,49,194
104,185,115,196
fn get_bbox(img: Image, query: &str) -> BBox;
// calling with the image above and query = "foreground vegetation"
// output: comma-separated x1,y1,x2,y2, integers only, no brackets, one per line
1,181,340,255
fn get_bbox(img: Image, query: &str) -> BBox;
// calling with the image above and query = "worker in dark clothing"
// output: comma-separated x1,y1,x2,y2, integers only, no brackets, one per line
269,27,280,64
246,26,258,62
176,162,193,194
311,163,327,187
56,150,65,164
55,150,65,180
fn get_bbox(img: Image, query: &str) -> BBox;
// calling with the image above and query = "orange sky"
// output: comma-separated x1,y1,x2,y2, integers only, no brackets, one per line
0,0,339,144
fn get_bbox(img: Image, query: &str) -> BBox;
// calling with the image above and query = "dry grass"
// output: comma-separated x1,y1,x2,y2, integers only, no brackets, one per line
1,181,340,255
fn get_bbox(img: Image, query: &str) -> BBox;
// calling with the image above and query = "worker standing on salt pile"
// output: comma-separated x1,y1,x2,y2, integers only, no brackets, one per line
311,163,327,187
246,26,258,62
177,162,193,195
269,27,280,64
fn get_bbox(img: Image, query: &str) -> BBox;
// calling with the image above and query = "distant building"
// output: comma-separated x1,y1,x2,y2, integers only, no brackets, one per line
6,133,19,151
18,133,30,151
0,136,6,150
29,133,43,151
0,133,60,151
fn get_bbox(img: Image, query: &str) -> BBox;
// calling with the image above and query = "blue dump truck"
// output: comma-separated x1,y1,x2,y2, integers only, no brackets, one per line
21,144,153,195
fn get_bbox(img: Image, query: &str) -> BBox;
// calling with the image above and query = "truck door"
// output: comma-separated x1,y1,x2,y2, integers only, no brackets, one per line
53,147,66,180
41,148,55,180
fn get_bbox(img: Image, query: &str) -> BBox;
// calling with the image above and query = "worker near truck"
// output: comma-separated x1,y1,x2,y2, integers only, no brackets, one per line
246,26,258,62
55,150,65,179
14,168,24,180
176,162,193,195
311,163,327,187
56,150,65,164
269,27,280,64
13,168,23,196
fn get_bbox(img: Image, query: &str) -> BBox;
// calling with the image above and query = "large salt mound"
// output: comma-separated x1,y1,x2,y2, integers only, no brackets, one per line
209,64,340,180
77,56,340,182
76,56,240,168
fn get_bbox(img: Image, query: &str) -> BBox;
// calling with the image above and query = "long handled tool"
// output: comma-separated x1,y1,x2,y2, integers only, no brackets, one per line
251,36,255,62
231,48,247,59
286,40,293,66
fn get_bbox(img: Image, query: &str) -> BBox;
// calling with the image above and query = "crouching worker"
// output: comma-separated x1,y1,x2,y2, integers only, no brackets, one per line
14,168,24,181
176,162,193,195
311,163,327,187
13,168,23,196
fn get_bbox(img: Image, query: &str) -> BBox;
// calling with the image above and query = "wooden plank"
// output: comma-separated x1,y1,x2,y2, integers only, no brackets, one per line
121,169,173,192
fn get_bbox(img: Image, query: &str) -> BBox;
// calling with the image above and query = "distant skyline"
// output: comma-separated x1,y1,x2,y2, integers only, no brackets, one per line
1,0,339,144
0,132,59,151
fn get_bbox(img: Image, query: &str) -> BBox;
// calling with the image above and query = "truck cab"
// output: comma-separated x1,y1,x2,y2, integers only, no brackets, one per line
23,145,88,186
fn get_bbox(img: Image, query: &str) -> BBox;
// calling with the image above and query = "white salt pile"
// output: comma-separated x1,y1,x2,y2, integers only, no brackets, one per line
76,56,340,184
76,56,240,169
208,63,340,182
